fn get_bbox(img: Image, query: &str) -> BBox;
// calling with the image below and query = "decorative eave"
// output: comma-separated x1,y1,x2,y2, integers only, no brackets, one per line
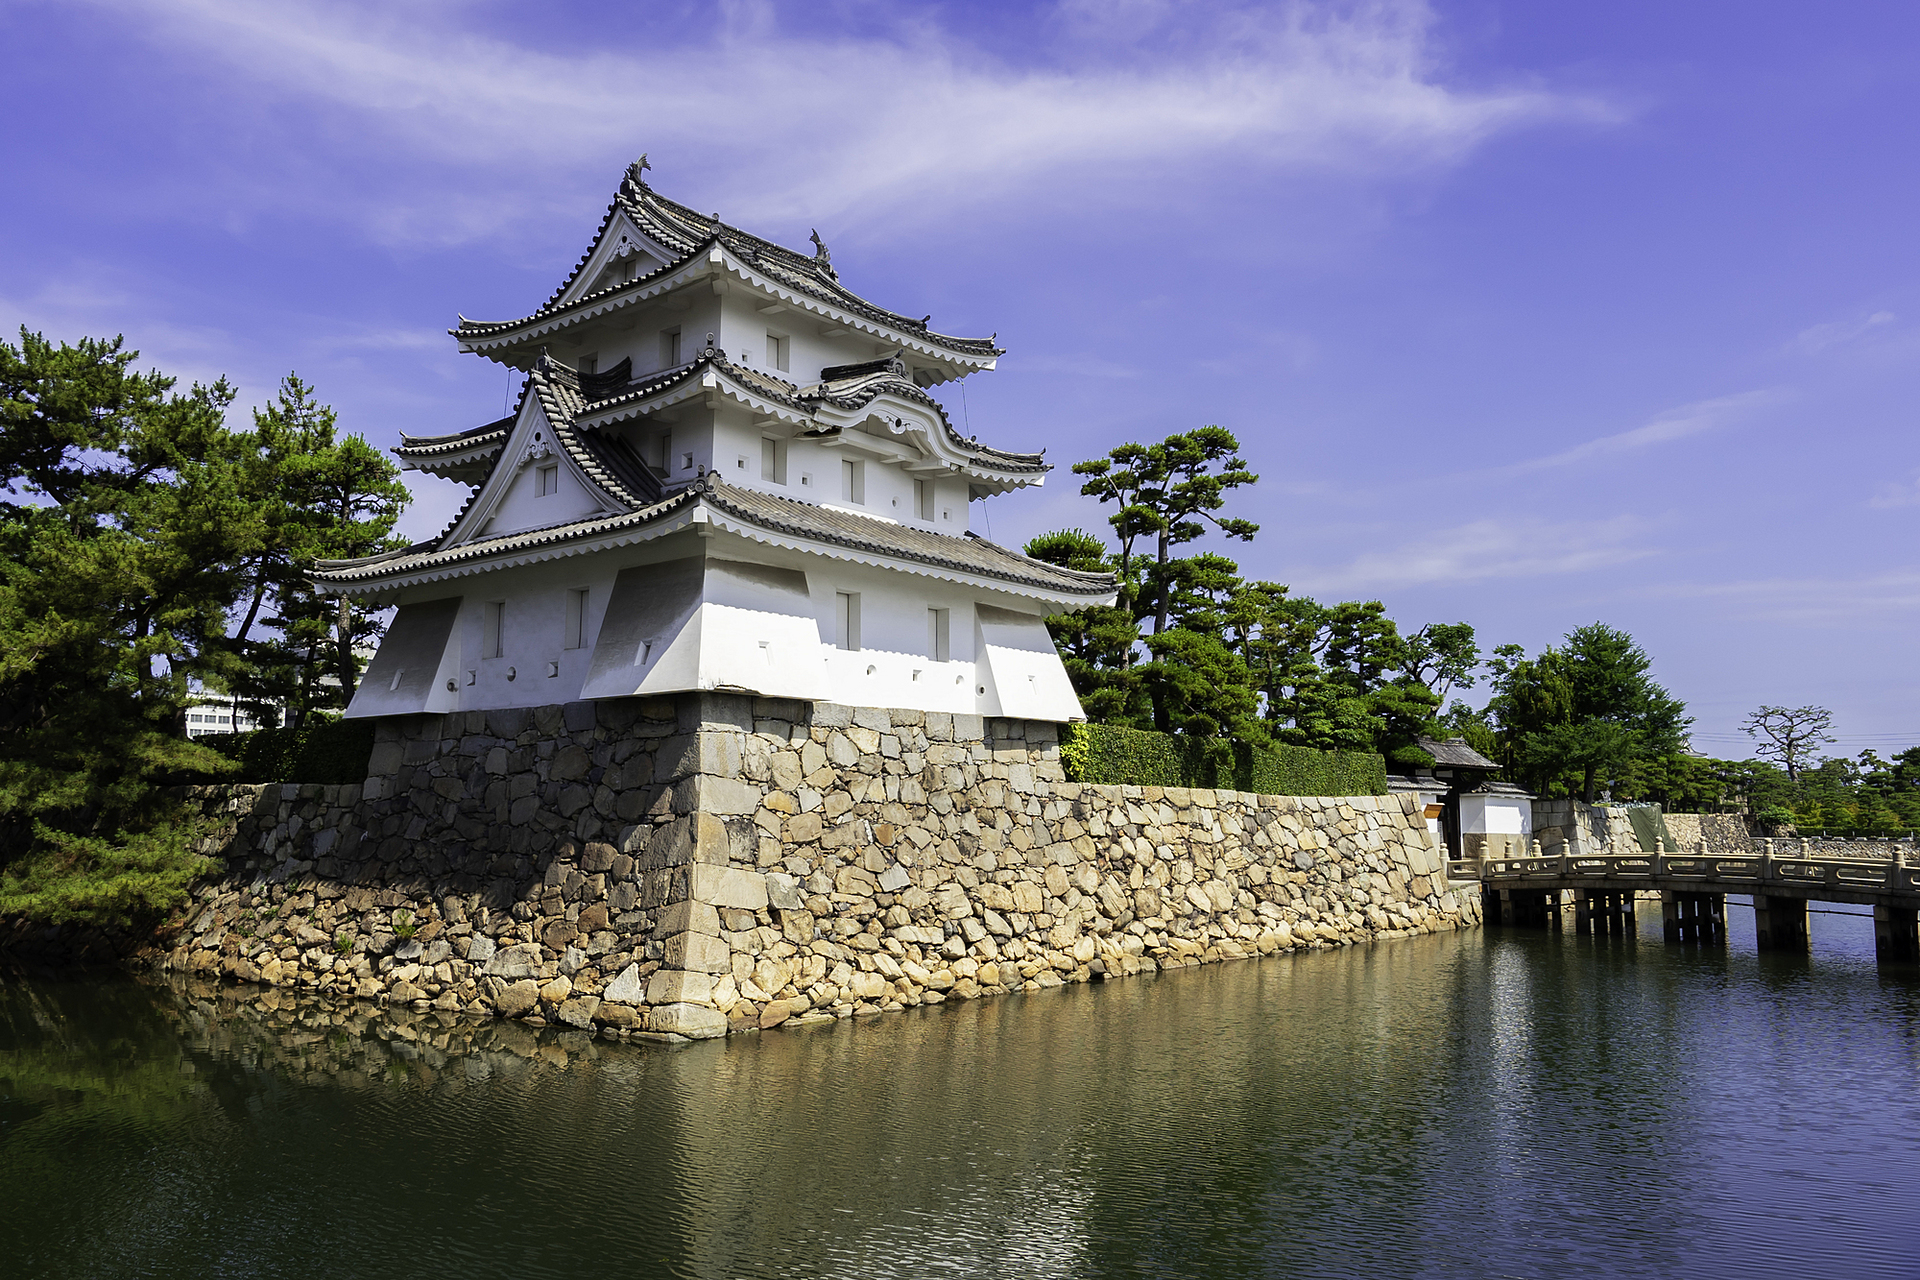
394,413,514,481
312,474,1116,608
451,163,1004,378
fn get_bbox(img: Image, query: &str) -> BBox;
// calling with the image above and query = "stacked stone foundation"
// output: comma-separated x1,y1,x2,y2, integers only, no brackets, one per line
162,695,1482,1039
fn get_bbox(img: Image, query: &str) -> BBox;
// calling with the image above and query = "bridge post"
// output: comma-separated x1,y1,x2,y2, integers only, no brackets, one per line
1754,896,1810,951
1574,889,1592,935
1662,891,1727,944
1874,906,1918,963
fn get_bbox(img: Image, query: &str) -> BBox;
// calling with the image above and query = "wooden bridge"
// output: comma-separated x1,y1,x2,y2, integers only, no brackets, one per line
1464,840,1920,962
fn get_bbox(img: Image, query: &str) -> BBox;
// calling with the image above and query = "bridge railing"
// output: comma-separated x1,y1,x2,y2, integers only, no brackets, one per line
1476,840,1920,899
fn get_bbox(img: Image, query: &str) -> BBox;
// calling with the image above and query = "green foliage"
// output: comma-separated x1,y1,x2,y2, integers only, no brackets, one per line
1480,623,1689,802
1059,722,1186,787
1059,723,1386,796
197,719,375,785
0,330,250,924
391,908,417,940
0,333,401,927
0,812,221,927
1033,428,1479,768
226,375,410,727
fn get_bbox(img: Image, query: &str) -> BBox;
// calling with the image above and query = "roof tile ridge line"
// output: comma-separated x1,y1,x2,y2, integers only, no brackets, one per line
314,537,440,569
696,499,1114,594
538,195,627,313
963,529,1119,582
641,184,822,274
398,413,517,451
452,245,698,337
315,487,703,582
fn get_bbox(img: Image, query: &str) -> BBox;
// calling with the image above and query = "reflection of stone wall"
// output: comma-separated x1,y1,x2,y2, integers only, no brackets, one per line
166,695,1481,1040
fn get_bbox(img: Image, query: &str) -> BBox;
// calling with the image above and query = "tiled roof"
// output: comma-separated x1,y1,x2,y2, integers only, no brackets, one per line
451,164,1002,361
1419,737,1500,770
702,480,1112,595
802,358,1044,473
394,413,514,461
314,472,1114,600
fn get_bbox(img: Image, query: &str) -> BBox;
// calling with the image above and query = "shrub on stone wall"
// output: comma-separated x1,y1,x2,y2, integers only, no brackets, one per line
199,719,375,786
1060,723,1386,796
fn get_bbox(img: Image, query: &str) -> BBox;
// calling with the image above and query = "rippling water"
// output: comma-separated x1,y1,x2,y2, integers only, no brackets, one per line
4,903,1918,1279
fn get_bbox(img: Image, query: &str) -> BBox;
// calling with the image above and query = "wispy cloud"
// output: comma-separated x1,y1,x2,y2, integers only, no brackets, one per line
1664,569,1920,626
1790,309,1896,354
1869,470,1920,509
1492,389,1778,477
1287,514,1653,593
89,0,1613,246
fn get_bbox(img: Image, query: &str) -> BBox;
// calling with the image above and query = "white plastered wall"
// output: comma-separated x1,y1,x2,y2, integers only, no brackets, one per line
346,529,1088,720
1459,794,1533,840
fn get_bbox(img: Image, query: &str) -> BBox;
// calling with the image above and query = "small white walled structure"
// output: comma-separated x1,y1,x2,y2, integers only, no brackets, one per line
318,160,1114,720
1459,789,1533,841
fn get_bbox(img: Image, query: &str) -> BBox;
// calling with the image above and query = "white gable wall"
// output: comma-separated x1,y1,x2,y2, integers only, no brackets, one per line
345,529,1087,721
483,454,604,539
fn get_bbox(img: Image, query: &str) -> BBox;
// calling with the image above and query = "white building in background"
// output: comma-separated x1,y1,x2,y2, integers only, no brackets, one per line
315,159,1116,720
184,691,286,738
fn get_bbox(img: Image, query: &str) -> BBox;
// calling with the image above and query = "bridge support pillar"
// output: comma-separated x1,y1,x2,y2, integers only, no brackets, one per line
1874,906,1918,963
1575,890,1636,937
1661,891,1726,945
1489,887,1556,929
1754,896,1810,951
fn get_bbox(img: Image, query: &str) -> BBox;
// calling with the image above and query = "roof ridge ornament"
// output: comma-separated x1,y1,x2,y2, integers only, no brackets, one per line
809,228,837,278
627,154,651,187
697,332,726,362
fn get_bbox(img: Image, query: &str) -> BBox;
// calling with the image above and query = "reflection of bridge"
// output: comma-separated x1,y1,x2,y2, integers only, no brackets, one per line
1468,841,1920,963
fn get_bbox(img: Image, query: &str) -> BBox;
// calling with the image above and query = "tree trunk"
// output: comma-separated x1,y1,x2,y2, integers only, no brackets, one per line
1153,529,1170,637
233,562,270,644
335,597,358,704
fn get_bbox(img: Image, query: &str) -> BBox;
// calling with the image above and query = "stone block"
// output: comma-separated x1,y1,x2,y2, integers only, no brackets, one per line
691,864,769,910
878,863,912,893
812,702,854,728
675,774,761,817
775,906,816,944
563,700,598,733
484,943,539,979
493,979,540,1017
647,969,716,1005
658,899,723,937
665,930,733,973
766,873,805,910
556,996,600,1029
648,1002,729,1039
603,963,646,1004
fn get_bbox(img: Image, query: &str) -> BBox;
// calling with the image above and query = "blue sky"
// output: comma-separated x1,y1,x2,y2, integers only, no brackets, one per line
5,0,1919,758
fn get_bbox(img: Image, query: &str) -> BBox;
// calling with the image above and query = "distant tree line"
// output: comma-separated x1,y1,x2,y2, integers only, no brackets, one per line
1028,426,1917,834
0,330,407,924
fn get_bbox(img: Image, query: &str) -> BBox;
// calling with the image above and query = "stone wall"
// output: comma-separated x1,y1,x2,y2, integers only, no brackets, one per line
164,696,1481,1040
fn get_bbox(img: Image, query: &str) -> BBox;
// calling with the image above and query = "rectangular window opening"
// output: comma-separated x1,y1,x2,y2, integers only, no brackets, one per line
835,592,861,652
484,601,506,659
761,436,788,484
536,464,559,496
842,458,864,505
765,332,790,372
928,607,950,663
565,588,590,650
660,328,682,367
915,478,933,520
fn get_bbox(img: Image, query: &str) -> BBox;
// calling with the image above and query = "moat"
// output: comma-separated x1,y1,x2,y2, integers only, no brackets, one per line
4,915,1917,1279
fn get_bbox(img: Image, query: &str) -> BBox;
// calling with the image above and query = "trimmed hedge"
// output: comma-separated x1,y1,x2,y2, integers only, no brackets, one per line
198,719,376,786
1059,723,1387,796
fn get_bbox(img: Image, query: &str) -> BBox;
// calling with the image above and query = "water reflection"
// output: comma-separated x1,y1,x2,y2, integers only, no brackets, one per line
3,924,1918,1280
